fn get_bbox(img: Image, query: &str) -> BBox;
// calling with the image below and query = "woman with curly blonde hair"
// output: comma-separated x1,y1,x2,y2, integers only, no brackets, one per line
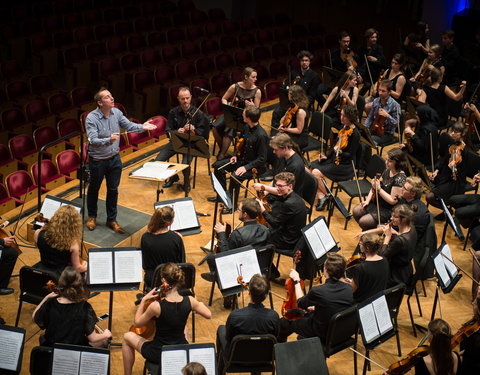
34,205,87,276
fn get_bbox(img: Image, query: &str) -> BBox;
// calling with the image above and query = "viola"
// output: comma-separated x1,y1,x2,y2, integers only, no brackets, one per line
370,173,382,200
252,168,270,227
236,136,246,159
450,318,480,348
387,345,429,375
334,126,354,165
449,141,465,181
371,112,386,136
281,250,307,321
341,49,357,69
346,253,365,269
282,105,299,128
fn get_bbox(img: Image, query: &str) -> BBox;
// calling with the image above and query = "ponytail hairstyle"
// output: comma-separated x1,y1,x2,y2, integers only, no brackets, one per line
57,267,89,303
428,319,454,375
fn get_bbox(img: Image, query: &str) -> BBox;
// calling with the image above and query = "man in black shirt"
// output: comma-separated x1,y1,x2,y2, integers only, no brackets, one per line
252,133,306,196
331,31,361,74
277,252,353,343
212,106,269,212
271,50,319,131
155,86,209,192
357,28,386,95
216,274,280,373
258,172,307,251
398,176,430,240
441,29,462,86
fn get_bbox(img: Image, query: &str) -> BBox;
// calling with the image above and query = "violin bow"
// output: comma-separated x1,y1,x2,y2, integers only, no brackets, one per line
225,171,259,199
429,133,435,173
349,348,388,372
468,248,480,270
375,175,381,226
352,160,364,203
363,54,374,95
320,111,325,156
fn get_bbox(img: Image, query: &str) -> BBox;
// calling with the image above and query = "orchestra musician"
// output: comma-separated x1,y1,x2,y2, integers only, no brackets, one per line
211,105,269,213
353,148,407,230
85,88,155,234
0,234,18,296
216,274,279,374
33,267,112,347
212,67,262,161
331,31,361,73
414,319,462,375
402,21,430,73
141,207,185,290
310,105,360,211
461,289,480,373
345,233,389,303
357,28,387,95
450,172,480,230
277,253,353,343
122,263,211,375
271,50,319,130
34,205,87,278
278,85,310,149
182,362,207,375
441,29,462,86
426,122,467,216
252,133,306,196
412,44,445,83
321,71,359,130
398,177,430,241
364,80,401,147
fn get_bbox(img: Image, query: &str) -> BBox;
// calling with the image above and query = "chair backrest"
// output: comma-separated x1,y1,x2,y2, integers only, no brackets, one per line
18,266,59,305
384,283,406,319
226,334,276,367
6,171,34,198
323,305,358,357
255,244,275,279
365,154,386,180
31,160,59,184
308,111,332,141
301,172,318,209
418,213,436,280
30,346,53,375
151,263,195,296
275,337,328,375
33,126,58,149
56,150,81,175
147,116,167,138
9,134,37,158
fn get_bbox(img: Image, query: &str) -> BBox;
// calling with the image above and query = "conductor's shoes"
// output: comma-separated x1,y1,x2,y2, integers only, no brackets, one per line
86,217,96,231
106,221,126,234
163,175,179,188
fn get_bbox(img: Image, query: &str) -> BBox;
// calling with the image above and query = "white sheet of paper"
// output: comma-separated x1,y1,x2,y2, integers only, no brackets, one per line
303,226,326,259
315,219,336,252
433,254,451,288
372,295,393,335
131,162,177,180
215,249,260,289
161,350,187,375
114,250,143,283
0,329,24,371
215,255,239,289
358,303,380,344
79,351,109,375
40,198,62,219
236,249,262,283
440,244,458,279
189,347,216,375
88,251,113,285
212,173,230,208
173,200,198,230
52,348,81,375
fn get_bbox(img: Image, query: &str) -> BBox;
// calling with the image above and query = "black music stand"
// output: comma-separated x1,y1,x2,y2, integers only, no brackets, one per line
222,104,245,132
322,179,352,226
321,66,344,90
278,87,290,111
440,198,465,242
407,154,434,188
356,121,376,149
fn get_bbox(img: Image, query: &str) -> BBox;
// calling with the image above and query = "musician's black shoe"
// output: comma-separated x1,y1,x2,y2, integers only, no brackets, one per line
162,174,179,188
201,272,215,282
315,195,330,211
434,213,445,221
0,288,14,295
177,183,191,193
207,196,218,202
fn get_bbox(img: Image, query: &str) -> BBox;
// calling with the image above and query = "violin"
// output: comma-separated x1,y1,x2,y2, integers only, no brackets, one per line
213,203,232,253
252,168,270,227
346,253,366,269
281,250,307,321
387,345,429,374
404,124,415,153
371,112,386,136
236,136,246,159
35,213,49,223
370,173,382,200
450,318,480,348
282,105,299,128
341,49,357,69
334,126,354,165
449,141,465,181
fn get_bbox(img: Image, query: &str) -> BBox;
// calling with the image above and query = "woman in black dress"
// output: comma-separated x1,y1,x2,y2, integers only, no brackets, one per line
141,206,185,289
122,263,211,375
310,104,360,210
278,84,309,149
353,148,407,230
33,267,112,347
461,290,480,374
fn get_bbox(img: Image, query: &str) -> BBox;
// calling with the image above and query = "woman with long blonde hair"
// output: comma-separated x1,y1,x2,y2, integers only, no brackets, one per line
34,204,87,276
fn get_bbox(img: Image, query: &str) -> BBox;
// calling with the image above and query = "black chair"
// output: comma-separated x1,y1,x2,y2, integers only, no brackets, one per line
323,305,359,375
336,154,386,229
220,334,276,374
15,266,59,327
302,111,332,161
302,172,318,223
30,346,53,375
384,283,406,356
275,337,328,375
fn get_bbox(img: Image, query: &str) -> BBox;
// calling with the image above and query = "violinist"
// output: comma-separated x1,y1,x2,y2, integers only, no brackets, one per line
321,71,359,130
426,122,467,216
212,67,262,160
0,234,18,295
33,267,112,347
277,253,353,344
364,80,401,147
411,44,445,85
155,86,209,192
271,50,319,130
141,207,185,290
331,31,361,74
211,105,269,213
122,263,211,375
310,105,360,211
402,21,430,73
450,172,480,230
345,233,389,303
34,205,87,278
216,274,279,374
441,29,462,86
398,177,430,241
353,148,407,230
461,290,480,373
278,85,309,149
357,28,387,96
415,319,462,375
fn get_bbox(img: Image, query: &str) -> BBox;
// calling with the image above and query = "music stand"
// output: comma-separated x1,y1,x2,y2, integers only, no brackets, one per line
322,179,352,226
222,104,245,132
321,66,344,90
278,87,290,111
0,325,25,374
407,154,433,189
161,343,217,375
356,121,376,149
440,198,465,242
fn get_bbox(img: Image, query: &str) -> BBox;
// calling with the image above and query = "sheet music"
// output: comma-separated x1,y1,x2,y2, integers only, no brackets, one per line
304,226,326,259
131,162,177,180
0,329,23,371
433,253,451,288
358,303,380,344
215,249,261,290
161,350,187,375
212,173,230,208
189,347,216,375
315,219,336,252
88,251,113,284
114,250,143,283
40,198,62,219
236,249,262,282
372,295,393,335
52,348,81,375
440,244,458,279
79,351,109,375
156,200,198,231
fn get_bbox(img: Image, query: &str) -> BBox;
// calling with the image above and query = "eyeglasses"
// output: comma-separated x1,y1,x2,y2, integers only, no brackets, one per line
402,186,412,192
276,183,289,188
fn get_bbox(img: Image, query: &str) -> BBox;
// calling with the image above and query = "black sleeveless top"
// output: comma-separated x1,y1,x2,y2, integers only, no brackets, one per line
153,296,192,344
37,229,72,274
385,69,407,103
